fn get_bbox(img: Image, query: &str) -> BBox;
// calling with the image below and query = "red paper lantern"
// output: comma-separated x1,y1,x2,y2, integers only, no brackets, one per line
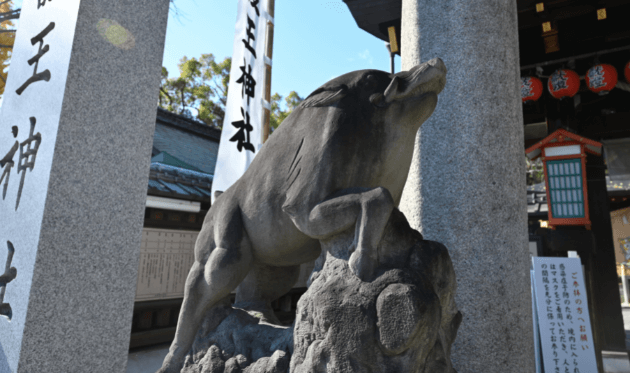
521,77,543,102
547,69,580,99
586,64,618,95
624,61,630,84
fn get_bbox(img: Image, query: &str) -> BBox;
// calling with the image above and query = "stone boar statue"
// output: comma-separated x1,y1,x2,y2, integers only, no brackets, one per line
158,58,447,373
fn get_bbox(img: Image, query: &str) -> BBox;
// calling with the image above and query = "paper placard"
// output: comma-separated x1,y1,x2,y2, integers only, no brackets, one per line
135,228,198,301
532,257,597,373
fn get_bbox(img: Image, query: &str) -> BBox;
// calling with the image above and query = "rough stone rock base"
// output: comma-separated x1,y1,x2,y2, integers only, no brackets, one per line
291,209,462,373
180,209,461,373
181,304,293,373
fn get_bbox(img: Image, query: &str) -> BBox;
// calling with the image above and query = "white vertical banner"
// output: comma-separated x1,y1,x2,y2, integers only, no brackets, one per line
532,257,597,373
212,0,270,203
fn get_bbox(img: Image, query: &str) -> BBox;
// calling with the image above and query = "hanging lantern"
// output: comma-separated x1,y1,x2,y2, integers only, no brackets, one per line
547,69,580,99
522,77,543,102
586,64,618,95
625,61,630,84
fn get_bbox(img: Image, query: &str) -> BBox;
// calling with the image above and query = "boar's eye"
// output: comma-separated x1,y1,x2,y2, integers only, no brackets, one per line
363,74,378,90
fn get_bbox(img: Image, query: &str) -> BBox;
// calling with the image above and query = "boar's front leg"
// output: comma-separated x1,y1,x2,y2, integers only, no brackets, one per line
283,187,394,281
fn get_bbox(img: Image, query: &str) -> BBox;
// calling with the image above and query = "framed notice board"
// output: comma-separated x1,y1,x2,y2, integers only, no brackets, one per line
532,257,597,373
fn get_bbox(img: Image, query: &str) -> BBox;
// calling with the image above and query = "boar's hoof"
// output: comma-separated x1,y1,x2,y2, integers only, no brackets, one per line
349,248,377,281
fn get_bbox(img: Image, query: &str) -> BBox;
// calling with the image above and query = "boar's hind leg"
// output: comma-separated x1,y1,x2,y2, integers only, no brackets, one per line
285,186,394,281
159,203,253,373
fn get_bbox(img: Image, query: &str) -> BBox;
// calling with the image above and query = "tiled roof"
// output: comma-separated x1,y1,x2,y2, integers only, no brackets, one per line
151,151,203,172
153,108,221,175
147,109,220,202
156,107,221,140
148,162,212,202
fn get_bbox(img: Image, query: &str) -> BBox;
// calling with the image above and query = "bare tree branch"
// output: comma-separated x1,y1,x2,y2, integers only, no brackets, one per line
160,87,173,105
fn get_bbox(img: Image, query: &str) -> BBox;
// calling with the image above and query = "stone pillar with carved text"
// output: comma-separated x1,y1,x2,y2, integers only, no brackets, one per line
0,0,169,371
398,0,535,372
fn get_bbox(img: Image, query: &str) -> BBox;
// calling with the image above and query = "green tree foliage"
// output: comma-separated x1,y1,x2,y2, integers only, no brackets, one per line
160,53,303,131
0,0,18,98
526,157,545,186
269,91,303,132
159,54,231,127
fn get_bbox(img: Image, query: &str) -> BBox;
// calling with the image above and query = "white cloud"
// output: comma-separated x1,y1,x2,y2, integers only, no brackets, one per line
358,49,373,65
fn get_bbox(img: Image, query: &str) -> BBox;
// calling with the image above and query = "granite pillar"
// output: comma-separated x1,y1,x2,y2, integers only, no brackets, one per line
0,0,169,371
398,0,535,371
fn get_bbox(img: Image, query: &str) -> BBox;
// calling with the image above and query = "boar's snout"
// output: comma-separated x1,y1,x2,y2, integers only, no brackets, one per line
427,57,447,74
384,58,447,104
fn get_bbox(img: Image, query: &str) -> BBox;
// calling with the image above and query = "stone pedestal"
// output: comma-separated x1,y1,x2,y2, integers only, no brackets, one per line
176,210,461,373
0,0,169,371
399,0,535,371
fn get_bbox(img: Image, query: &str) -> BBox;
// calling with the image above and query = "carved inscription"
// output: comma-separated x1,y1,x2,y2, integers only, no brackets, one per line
0,127,18,200
0,242,17,320
16,22,55,95
16,117,42,210
0,118,42,210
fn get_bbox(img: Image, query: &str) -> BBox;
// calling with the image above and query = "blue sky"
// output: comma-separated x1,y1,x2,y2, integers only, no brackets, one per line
6,0,402,109
162,0,402,108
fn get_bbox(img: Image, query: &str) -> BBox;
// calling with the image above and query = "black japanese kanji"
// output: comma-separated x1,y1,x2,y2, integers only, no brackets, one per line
236,59,256,105
242,15,257,58
230,107,255,153
0,241,16,320
37,0,53,9
16,117,42,210
249,0,260,16
0,126,19,200
0,132,18,200
16,22,55,95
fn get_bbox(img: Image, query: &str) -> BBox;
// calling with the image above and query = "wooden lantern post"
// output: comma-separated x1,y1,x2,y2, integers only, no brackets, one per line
525,129,603,230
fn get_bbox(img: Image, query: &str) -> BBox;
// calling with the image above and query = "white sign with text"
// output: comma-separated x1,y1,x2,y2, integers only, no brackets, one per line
532,257,597,373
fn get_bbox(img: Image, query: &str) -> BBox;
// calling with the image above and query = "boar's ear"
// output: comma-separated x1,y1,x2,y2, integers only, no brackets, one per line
300,84,348,108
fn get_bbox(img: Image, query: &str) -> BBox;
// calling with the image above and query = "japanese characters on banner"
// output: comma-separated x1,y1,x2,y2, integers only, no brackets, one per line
532,257,597,373
211,0,270,203
0,0,80,363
